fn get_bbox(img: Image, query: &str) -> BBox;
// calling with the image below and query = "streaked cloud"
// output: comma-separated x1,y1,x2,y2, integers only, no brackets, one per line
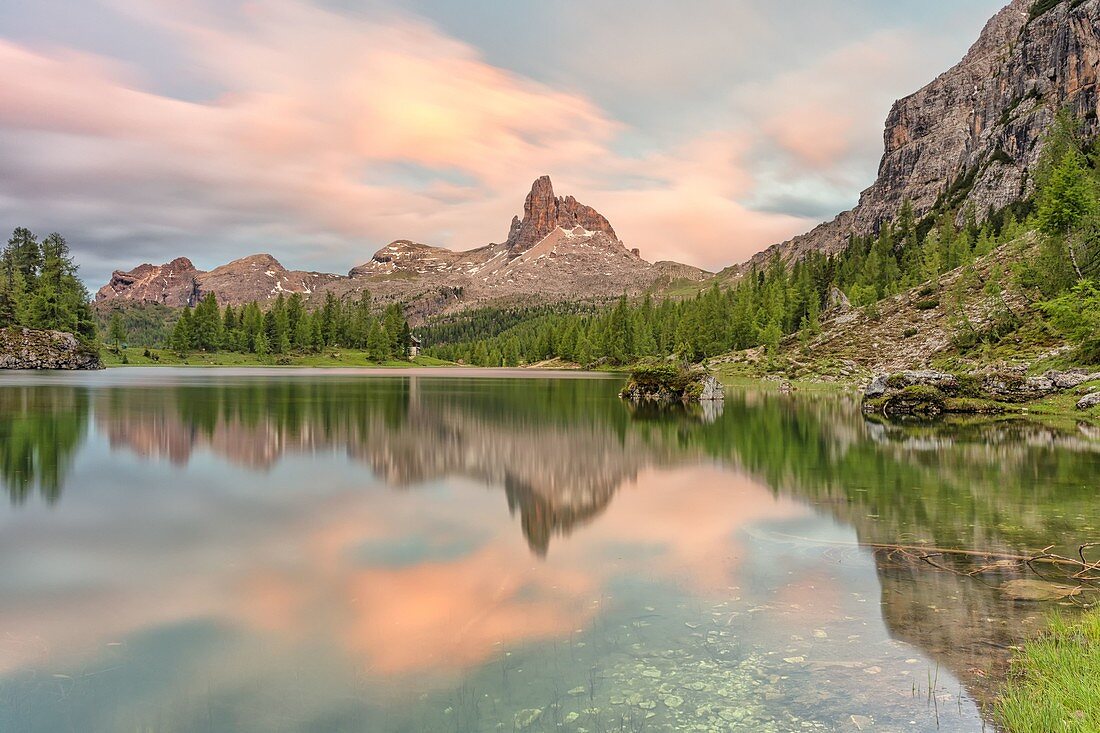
0,0,1007,283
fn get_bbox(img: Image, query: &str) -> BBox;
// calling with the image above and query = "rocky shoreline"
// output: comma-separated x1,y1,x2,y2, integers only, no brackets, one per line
0,328,103,370
861,369,1100,418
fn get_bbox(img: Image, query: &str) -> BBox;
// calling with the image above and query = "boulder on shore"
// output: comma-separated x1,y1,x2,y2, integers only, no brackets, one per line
620,361,724,405
0,327,103,370
862,369,1100,418
1078,392,1100,411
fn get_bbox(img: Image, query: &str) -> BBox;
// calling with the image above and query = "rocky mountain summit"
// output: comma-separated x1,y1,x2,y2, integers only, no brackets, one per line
96,177,708,319
738,0,1100,271
96,254,337,308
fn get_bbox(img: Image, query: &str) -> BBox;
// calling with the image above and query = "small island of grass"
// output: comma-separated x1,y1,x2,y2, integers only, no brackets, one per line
619,360,723,405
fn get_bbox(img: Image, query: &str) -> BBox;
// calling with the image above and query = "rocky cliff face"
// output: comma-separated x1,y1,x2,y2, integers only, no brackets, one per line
97,254,342,308
0,328,102,370
96,177,709,320
97,256,202,307
504,175,619,255
742,0,1100,270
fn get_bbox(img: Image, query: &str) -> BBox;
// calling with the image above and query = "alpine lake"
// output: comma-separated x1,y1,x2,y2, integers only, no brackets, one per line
1,368,1098,733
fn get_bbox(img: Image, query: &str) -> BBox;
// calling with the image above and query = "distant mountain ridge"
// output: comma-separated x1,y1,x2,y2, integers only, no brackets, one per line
733,0,1100,274
97,0,1100,317
96,176,709,320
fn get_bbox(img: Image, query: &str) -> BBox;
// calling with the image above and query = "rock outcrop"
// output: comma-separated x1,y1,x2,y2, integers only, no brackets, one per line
0,328,102,370
737,0,1100,271
96,254,338,308
862,368,1100,417
620,362,725,405
1078,391,1100,410
96,177,709,321
96,256,202,307
504,175,618,255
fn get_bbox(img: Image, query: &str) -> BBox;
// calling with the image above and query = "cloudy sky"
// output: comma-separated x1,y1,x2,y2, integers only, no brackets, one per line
0,0,1007,286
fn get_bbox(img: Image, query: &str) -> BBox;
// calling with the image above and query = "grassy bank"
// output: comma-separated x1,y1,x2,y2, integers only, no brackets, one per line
101,346,453,368
996,609,1100,732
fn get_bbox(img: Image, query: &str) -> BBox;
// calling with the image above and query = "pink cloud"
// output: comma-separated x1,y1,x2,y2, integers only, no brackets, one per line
0,0,818,274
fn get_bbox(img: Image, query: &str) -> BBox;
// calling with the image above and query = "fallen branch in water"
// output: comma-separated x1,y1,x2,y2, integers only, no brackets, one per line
755,529,1100,602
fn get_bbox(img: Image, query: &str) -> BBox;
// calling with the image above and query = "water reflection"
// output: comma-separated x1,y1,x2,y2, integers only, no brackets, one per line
0,386,88,505
1,371,1099,731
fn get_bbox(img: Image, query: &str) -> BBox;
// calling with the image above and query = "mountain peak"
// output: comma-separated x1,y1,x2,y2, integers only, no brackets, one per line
736,0,1100,273
505,176,618,254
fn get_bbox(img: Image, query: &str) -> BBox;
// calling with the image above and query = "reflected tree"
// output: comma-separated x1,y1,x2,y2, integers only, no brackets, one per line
0,387,89,504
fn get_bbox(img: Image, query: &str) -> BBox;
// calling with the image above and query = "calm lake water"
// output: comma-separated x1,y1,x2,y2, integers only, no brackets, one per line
1,368,1098,732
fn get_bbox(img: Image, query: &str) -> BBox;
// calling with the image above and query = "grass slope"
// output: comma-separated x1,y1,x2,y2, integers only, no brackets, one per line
715,233,1097,382
996,610,1100,732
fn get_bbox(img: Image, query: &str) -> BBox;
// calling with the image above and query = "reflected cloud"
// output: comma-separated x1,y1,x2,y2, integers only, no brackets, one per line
2,375,1100,723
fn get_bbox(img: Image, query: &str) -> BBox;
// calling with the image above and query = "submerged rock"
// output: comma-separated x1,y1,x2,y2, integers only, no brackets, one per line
1000,579,1082,602
513,708,542,729
0,327,102,370
620,361,724,405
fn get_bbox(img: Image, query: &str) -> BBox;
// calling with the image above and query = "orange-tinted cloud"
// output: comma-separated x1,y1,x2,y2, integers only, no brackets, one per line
0,0,818,276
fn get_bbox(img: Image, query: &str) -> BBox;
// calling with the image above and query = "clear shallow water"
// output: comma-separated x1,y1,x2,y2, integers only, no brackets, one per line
1,369,1099,732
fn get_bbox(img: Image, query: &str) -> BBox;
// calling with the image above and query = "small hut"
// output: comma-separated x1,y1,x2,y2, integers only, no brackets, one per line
407,334,422,359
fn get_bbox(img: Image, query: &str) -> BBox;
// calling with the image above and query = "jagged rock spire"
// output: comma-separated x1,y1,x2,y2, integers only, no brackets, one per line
505,175,618,254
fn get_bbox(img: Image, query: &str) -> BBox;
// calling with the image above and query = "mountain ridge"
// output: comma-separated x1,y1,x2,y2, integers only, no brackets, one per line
96,0,1100,319
731,0,1100,275
95,176,709,320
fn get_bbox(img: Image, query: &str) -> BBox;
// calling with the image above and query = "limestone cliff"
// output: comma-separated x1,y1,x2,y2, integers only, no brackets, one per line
504,175,619,255
96,177,709,320
741,0,1100,269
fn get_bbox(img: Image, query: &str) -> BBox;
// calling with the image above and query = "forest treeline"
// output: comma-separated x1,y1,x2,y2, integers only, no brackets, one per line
8,114,1100,369
426,115,1100,368
159,291,413,361
0,228,97,341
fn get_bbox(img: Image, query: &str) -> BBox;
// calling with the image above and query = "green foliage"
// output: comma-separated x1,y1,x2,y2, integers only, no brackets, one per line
1037,148,1096,236
1028,0,1087,21
625,359,693,390
1039,280,1100,363
107,312,127,350
163,288,414,361
94,302,177,347
0,228,96,341
1029,0,1064,20
996,609,1100,732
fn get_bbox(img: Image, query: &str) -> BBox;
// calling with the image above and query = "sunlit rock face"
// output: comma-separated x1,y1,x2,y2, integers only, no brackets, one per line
94,177,709,321
96,256,202,307
504,175,619,256
95,254,338,308
739,0,1100,270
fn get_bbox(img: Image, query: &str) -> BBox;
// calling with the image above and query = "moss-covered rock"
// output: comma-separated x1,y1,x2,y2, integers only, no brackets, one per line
0,328,102,370
864,368,1100,418
620,360,723,405
882,384,947,418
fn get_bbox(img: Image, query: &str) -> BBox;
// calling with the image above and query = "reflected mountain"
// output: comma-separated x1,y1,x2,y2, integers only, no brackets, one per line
3,374,1100,710
92,378,666,555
